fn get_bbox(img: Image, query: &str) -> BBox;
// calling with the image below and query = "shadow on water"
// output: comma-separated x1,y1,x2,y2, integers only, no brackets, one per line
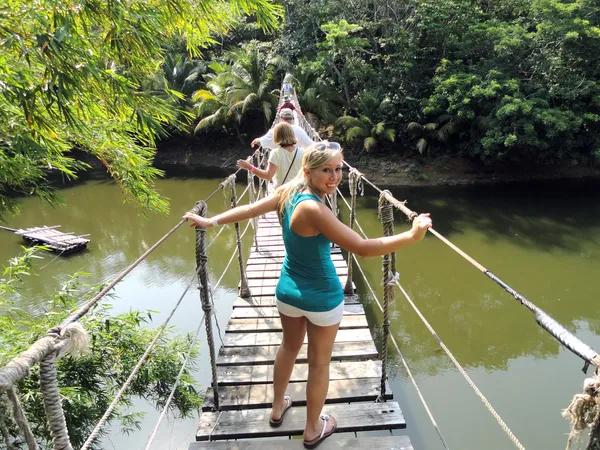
342,178,600,377
361,179,600,255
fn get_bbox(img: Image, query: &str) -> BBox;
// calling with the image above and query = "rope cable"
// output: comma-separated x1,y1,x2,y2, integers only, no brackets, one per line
142,312,205,450
80,271,199,450
340,161,600,369
336,187,522,449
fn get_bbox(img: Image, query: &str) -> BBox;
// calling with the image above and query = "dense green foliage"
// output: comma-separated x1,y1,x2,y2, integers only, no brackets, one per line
0,0,282,218
0,249,202,449
272,0,600,161
185,0,600,161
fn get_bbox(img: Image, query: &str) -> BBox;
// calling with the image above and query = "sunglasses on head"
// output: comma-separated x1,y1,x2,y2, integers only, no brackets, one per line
313,141,342,151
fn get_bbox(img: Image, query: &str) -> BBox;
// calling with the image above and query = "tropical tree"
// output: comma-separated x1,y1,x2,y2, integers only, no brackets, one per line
0,0,282,219
192,62,243,139
335,93,396,152
0,249,203,449
146,52,208,112
292,62,342,124
317,20,372,109
407,115,469,157
193,41,281,133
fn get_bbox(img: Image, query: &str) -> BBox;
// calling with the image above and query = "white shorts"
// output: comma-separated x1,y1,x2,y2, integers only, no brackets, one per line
276,299,344,327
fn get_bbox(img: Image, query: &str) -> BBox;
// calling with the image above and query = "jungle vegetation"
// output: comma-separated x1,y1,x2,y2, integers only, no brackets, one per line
2,0,600,216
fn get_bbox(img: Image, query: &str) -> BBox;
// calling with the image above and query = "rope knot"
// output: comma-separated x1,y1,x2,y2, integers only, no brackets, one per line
220,174,237,190
563,373,600,448
382,271,399,287
55,323,90,358
349,168,365,197
378,191,394,225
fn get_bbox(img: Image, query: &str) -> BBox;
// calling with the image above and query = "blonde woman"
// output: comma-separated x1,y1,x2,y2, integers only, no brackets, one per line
184,142,432,449
237,121,305,187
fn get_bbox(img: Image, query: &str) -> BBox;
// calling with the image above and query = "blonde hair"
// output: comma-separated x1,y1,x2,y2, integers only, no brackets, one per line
276,142,344,222
273,122,297,147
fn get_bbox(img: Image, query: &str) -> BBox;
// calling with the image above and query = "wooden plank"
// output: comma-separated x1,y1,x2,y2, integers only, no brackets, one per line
246,267,347,279
247,253,345,264
190,435,413,450
230,304,365,319
196,401,405,440
217,360,381,386
222,328,373,347
215,360,381,386
249,248,342,259
217,341,378,366
232,294,360,308
246,283,353,297
203,377,392,411
246,278,351,288
246,259,347,270
226,315,368,333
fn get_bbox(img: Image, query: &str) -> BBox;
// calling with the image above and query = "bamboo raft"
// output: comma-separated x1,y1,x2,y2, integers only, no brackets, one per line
0,225,90,254
191,212,413,449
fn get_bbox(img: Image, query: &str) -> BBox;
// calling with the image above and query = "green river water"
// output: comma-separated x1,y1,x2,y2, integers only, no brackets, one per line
1,172,599,450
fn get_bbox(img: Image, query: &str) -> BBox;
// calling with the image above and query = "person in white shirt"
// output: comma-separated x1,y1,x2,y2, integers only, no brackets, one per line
250,108,315,150
238,122,304,187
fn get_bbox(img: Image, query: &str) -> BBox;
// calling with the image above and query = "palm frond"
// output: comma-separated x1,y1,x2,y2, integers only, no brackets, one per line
407,122,424,138
346,126,367,141
335,115,363,129
364,137,377,152
382,128,396,143
416,138,429,155
192,89,216,102
242,93,258,114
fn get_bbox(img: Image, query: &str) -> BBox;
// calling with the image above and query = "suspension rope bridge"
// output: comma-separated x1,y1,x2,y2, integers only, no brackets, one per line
1,74,599,450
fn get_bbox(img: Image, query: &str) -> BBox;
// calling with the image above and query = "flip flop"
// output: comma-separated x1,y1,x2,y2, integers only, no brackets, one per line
303,414,337,449
269,395,292,428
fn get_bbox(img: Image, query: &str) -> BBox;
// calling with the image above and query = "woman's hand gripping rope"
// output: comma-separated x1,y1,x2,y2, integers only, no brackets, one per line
409,213,432,241
182,212,217,229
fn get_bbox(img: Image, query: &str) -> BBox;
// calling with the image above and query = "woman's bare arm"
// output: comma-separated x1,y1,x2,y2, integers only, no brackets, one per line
236,160,278,182
183,193,278,229
297,201,431,257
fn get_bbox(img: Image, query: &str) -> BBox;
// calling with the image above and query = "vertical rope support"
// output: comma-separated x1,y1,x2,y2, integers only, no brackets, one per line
377,190,397,402
227,176,251,298
5,387,38,450
344,169,363,295
330,189,339,218
0,393,17,450
261,148,269,198
247,155,258,250
193,200,220,411
39,351,73,450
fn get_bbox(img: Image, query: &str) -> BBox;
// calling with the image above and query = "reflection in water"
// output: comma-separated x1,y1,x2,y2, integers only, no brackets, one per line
1,175,599,450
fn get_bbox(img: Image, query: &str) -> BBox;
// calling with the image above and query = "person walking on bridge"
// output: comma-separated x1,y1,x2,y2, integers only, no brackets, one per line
237,122,304,187
250,108,314,150
184,142,432,449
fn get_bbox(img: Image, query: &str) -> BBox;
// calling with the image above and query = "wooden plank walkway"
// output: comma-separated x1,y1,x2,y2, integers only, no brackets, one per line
193,211,410,449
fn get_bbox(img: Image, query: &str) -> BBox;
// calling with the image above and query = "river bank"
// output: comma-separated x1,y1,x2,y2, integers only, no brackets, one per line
153,134,600,187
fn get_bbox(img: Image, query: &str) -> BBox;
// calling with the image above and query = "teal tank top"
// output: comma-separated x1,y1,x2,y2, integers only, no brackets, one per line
275,192,344,312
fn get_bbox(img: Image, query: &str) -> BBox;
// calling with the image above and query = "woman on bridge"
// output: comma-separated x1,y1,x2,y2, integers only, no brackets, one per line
237,121,305,187
184,142,432,449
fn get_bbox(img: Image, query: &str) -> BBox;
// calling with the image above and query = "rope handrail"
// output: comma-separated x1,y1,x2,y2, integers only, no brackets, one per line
104,175,270,450
336,186,523,449
142,312,205,450
79,265,201,450
340,160,600,370
0,146,269,449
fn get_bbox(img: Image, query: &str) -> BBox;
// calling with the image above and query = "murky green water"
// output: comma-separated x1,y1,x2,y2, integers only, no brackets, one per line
1,173,598,450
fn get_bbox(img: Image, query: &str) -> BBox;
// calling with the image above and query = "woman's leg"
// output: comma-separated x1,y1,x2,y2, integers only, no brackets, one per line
304,319,340,441
271,312,307,420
